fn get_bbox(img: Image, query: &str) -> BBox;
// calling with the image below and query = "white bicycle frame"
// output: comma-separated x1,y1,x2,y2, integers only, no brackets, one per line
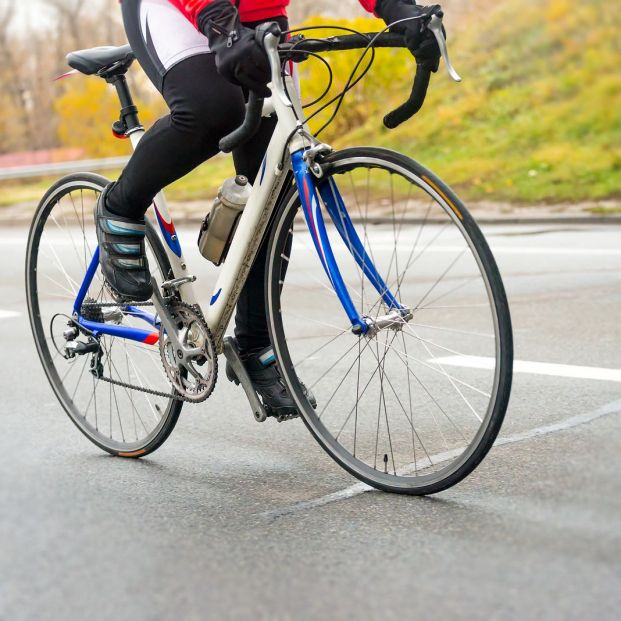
140,34,307,350
74,31,404,352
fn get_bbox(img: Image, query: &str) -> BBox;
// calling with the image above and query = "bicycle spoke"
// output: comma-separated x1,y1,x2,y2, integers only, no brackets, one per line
407,324,483,422
412,249,468,312
316,337,373,418
367,336,435,466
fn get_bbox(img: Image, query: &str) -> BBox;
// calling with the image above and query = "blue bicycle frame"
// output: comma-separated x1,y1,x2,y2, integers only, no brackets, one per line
291,150,405,335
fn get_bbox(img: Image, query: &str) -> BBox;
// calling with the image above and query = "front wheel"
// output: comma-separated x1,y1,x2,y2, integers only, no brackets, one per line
266,147,513,494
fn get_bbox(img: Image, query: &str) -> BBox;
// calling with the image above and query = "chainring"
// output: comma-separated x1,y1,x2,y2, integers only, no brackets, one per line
158,301,217,403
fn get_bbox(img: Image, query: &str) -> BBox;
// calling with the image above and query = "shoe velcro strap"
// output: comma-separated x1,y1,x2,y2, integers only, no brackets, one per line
111,257,146,270
110,242,142,256
100,218,145,237
258,348,276,367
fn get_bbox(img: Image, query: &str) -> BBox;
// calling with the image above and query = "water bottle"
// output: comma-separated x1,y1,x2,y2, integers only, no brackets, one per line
197,175,252,266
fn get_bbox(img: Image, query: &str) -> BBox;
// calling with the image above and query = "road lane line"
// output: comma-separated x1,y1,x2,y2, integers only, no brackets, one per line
260,398,621,520
364,245,621,256
0,310,20,320
431,355,621,383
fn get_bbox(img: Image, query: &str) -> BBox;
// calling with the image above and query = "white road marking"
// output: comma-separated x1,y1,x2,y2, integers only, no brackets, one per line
432,355,621,383
260,398,621,520
0,310,20,320
370,245,621,257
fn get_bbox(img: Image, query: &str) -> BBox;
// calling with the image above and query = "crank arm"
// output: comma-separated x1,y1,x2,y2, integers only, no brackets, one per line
223,336,268,423
150,278,185,353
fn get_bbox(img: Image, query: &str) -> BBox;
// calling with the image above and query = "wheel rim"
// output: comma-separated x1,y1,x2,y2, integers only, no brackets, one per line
26,178,178,453
268,154,512,491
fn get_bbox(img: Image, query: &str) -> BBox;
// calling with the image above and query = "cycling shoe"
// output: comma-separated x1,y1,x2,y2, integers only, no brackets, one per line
226,343,317,419
95,185,153,302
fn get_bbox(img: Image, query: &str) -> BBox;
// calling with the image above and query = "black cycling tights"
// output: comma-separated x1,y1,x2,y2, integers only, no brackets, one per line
106,52,277,354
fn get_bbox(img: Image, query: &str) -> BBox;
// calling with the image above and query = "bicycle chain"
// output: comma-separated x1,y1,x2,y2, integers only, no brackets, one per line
96,372,188,402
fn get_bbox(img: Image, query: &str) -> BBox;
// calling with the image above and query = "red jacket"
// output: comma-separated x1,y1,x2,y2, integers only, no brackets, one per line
168,0,379,26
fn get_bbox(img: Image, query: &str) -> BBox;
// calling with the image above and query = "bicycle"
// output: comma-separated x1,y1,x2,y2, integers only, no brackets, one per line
26,15,513,495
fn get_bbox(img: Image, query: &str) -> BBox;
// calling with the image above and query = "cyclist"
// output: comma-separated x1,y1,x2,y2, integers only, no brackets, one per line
96,0,441,415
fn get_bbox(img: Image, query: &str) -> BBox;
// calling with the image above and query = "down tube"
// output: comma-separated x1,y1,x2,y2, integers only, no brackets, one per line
291,150,367,334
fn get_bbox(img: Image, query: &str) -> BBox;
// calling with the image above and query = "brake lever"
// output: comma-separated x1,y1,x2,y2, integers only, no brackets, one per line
428,14,462,82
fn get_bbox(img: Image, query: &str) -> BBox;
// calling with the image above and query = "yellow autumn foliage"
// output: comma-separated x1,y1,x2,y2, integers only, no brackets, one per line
54,72,163,158
296,0,621,201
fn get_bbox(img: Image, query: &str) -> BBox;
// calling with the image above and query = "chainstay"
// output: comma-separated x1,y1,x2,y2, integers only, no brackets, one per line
81,301,155,308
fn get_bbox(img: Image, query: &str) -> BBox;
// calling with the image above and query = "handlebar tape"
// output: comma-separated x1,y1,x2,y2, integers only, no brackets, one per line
383,63,432,129
219,92,265,153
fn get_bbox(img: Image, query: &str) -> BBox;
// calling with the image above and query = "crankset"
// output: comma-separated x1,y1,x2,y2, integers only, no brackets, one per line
158,301,218,403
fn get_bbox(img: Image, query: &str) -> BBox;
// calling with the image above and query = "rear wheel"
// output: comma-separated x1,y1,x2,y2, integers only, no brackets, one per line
26,173,183,457
266,148,513,494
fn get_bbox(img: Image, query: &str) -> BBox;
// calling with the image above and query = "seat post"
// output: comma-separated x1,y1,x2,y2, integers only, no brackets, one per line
107,74,143,136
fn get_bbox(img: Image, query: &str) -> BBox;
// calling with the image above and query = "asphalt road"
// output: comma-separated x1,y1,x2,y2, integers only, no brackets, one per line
1,222,620,620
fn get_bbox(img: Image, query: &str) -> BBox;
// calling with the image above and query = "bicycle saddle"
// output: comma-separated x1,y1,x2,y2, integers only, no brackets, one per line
67,45,134,76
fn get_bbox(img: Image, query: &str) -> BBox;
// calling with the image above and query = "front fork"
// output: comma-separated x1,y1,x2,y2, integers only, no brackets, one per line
291,150,408,336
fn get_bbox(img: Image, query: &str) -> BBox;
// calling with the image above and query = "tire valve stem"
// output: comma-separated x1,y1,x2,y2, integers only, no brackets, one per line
383,453,389,474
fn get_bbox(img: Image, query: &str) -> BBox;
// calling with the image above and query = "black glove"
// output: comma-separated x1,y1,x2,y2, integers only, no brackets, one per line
376,0,443,71
197,0,271,97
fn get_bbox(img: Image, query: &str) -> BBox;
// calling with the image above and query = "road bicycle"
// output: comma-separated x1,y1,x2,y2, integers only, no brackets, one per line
26,15,513,495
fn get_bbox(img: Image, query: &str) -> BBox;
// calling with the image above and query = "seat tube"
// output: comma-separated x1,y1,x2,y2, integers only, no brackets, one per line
291,150,367,334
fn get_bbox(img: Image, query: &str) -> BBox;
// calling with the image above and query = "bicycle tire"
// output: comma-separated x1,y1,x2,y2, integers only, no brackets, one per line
266,147,513,494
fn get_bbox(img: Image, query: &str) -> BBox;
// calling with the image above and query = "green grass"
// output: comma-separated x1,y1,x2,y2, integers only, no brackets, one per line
166,156,234,202
302,1,621,204
587,205,621,215
0,179,53,208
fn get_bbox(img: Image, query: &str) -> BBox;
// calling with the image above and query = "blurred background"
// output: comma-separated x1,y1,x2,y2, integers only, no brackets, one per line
0,0,619,218
1,2,620,619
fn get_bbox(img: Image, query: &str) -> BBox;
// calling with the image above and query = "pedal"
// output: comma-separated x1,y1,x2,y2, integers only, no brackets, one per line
222,336,268,423
273,410,300,423
161,275,196,295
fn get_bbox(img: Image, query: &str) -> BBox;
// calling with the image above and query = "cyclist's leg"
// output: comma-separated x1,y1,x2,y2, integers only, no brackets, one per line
105,54,245,219
224,17,309,416
97,0,246,299
107,0,246,219
98,53,245,299
231,117,277,355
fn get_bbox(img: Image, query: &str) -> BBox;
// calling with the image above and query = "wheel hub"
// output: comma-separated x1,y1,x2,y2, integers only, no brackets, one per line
358,308,413,338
